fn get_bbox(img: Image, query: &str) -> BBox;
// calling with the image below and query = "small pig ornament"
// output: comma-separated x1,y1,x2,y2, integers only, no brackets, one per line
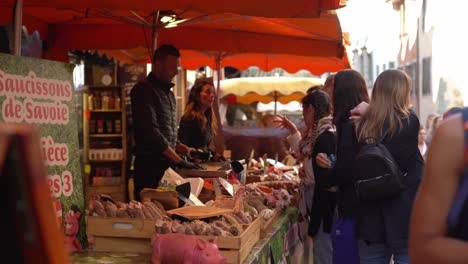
151,233,227,264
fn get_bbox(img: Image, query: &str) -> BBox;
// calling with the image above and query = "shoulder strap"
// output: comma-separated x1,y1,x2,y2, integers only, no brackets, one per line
380,122,390,143
447,108,468,228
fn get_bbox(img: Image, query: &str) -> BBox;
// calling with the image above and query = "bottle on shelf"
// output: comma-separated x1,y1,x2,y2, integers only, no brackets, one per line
94,92,101,110
89,119,96,134
114,92,121,110
108,92,114,110
102,92,110,110
114,119,121,134
96,119,104,134
105,119,113,134
88,93,94,110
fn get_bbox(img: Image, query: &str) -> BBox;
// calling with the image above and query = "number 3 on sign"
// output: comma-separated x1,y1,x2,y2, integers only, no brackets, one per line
47,170,74,198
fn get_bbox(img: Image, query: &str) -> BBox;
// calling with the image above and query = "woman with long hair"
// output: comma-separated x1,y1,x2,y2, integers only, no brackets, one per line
276,89,336,263
316,69,370,264
356,69,424,263
178,77,221,160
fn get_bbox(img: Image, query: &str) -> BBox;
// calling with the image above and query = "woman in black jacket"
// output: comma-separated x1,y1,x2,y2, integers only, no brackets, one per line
356,69,424,263
178,77,223,161
276,89,336,263
316,69,370,264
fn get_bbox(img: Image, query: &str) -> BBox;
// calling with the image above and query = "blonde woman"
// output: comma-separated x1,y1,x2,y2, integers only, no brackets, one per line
355,69,424,264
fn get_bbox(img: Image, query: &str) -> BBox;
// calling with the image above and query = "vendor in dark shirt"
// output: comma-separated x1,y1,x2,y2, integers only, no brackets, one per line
178,77,223,162
130,45,201,200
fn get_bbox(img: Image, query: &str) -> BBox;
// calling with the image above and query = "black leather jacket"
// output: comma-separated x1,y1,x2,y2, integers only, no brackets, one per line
131,72,179,157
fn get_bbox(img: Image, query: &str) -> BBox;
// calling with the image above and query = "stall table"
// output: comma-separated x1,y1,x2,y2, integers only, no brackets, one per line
71,208,307,264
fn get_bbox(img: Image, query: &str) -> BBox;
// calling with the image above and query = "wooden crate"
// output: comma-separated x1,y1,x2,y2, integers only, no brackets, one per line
260,209,281,238
196,217,261,264
87,216,155,253
87,216,261,262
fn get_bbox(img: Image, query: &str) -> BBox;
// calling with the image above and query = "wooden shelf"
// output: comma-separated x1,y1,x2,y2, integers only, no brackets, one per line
83,83,127,203
89,109,122,113
92,183,122,187
89,159,123,163
89,134,122,138
85,85,121,89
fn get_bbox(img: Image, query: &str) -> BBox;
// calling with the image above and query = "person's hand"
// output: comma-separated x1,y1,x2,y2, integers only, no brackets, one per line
176,160,206,170
290,149,304,162
316,153,332,168
186,147,197,159
350,101,369,120
273,115,298,134
298,167,307,179
188,148,212,161
212,152,226,162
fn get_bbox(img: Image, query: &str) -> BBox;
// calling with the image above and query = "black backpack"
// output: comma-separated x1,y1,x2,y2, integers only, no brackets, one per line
353,129,407,201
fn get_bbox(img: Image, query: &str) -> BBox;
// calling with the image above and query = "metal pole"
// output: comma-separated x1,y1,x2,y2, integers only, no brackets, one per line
151,11,160,69
213,53,225,154
274,91,278,116
12,0,23,55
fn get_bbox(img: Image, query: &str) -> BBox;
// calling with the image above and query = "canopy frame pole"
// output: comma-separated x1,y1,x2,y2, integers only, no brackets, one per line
274,91,278,116
12,0,23,55
212,52,225,154
150,11,160,67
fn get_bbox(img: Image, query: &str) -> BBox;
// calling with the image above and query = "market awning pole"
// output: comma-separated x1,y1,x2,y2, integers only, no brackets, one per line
150,11,160,68
12,0,23,55
274,91,278,116
213,53,225,154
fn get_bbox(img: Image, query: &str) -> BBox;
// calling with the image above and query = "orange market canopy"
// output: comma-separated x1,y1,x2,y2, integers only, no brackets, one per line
0,5,350,74
98,46,350,75
2,0,346,18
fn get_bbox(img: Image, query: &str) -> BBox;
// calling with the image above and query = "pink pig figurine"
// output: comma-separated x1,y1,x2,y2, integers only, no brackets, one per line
151,233,227,264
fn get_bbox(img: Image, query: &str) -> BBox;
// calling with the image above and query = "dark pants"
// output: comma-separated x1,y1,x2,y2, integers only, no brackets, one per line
358,239,409,264
133,155,169,201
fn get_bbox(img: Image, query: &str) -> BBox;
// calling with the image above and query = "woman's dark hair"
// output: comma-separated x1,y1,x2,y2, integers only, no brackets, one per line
332,69,370,125
306,85,324,94
181,77,216,132
302,89,331,123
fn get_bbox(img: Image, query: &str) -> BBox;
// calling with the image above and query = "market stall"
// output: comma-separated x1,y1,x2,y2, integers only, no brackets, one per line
1,1,350,263
73,161,304,264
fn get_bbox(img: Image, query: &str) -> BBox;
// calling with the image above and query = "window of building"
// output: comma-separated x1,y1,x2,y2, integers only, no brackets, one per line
422,57,432,95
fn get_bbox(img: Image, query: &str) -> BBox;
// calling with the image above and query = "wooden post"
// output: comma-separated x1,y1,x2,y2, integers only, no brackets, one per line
12,0,23,55
212,53,225,154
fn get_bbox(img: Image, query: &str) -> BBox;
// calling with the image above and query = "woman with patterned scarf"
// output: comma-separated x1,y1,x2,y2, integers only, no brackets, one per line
276,88,337,264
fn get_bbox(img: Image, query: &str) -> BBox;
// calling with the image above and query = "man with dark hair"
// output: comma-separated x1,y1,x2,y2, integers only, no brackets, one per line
131,44,202,200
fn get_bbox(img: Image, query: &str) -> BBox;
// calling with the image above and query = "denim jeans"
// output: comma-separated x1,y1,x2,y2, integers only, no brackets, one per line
358,239,409,264
313,220,333,264
331,218,360,264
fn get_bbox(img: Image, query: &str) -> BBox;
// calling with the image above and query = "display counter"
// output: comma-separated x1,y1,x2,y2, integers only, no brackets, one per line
70,208,308,264
243,207,312,264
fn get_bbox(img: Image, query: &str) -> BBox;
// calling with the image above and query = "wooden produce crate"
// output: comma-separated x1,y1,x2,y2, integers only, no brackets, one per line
260,208,281,238
197,217,261,264
87,216,155,253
